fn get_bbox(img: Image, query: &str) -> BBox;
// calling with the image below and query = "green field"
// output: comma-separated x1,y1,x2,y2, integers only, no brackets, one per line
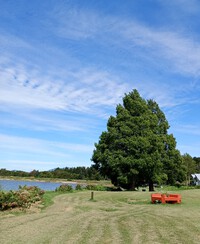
0,189,199,244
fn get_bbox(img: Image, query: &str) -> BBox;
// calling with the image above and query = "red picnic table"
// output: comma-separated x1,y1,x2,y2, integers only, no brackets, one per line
151,193,181,204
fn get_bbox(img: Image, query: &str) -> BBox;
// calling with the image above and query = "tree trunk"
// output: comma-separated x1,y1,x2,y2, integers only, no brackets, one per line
149,180,154,192
187,174,190,186
129,179,136,191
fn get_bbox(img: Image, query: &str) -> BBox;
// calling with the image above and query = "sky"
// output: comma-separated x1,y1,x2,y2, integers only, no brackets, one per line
0,0,200,172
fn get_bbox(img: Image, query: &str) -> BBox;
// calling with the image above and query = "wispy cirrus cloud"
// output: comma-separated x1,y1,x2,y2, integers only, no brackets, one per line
1,0,200,169
0,32,32,49
0,134,93,158
0,133,95,171
158,0,200,15
48,5,200,78
115,20,200,77
1,3,200,133
50,7,102,40
1,4,200,119
173,124,200,136
0,110,93,132
0,58,130,115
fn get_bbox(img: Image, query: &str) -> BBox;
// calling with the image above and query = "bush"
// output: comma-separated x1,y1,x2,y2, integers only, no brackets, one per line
85,184,107,191
0,185,45,211
75,184,83,191
55,184,73,192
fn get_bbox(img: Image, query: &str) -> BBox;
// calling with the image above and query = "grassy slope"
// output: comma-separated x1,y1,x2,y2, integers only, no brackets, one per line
0,189,200,244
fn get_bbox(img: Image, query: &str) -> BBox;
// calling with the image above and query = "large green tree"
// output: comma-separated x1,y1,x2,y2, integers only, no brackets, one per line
92,89,185,191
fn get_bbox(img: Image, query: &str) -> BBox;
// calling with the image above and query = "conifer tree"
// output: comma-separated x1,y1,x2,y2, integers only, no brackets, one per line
92,89,185,191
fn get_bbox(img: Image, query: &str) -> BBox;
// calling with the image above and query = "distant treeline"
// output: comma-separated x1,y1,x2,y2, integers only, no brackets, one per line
1,157,199,181
0,166,104,181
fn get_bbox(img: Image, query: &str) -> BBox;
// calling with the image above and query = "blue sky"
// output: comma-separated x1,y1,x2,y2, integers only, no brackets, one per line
0,0,200,172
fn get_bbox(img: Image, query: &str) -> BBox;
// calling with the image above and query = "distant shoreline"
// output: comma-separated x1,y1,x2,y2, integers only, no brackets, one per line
0,176,78,185
0,176,111,186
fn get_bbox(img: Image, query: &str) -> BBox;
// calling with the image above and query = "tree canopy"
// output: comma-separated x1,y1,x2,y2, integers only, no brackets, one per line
193,157,200,173
182,153,196,185
92,89,185,191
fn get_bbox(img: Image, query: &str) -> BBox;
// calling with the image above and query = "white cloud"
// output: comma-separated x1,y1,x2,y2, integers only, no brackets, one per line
1,1,200,171
48,5,107,40
0,133,94,164
158,0,200,15
0,56,130,115
116,20,200,77
0,32,32,49
0,133,94,171
0,134,67,157
0,160,60,171
47,6,200,82
173,124,200,136
0,133,93,153
1,5,200,134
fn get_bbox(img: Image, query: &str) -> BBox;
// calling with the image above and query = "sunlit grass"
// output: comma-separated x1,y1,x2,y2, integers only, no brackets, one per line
0,188,200,243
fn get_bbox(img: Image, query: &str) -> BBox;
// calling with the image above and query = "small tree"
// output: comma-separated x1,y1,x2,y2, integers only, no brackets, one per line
92,89,185,191
182,153,196,185
193,157,200,173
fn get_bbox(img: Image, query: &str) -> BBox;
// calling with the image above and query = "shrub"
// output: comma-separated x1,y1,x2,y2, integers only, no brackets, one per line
75,184,83,191
85,184,107,191
55,184,73,192
0,185,45,211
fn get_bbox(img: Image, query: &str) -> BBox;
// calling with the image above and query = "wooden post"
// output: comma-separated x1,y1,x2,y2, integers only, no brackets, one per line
91,191,94,200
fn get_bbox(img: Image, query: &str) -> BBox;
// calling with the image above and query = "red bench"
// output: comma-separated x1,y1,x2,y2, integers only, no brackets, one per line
151,193,181,204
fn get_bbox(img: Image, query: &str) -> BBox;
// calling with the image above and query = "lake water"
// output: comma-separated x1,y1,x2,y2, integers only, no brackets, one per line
0,179,76,191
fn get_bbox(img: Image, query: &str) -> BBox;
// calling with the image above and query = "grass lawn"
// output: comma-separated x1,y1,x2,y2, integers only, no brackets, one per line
0,189,199,243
